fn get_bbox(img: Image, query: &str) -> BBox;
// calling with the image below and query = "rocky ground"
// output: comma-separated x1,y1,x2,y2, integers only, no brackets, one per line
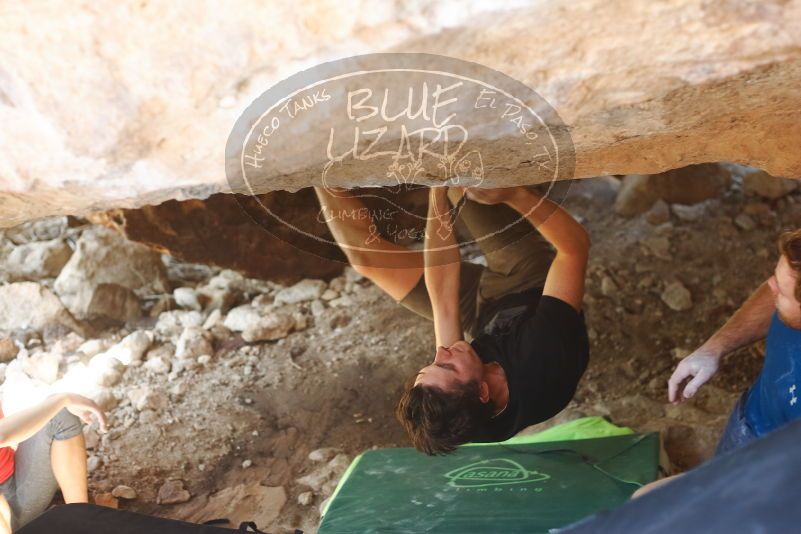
0,165,799,533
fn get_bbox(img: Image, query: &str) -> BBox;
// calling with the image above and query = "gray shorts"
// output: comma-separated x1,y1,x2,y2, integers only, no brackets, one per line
0,408,83,530
397,193,555,340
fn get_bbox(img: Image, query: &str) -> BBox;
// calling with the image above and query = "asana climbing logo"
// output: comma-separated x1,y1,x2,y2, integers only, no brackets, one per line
444,458,551,489
225,53,575,267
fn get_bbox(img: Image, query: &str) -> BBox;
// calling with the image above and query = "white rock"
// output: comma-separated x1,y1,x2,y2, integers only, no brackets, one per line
103,331,152,365
308,448,341,463
53,226,169,321
127,386,168,411
175,327,213,359
77,338,115,358
297,491,314,506
320,289,338,301
670,204,707,222
173,287,202,311
242,314,295,342
329,295,354,308
2,238,73,281
206,270,245,290
155,310,204,338
21,351,61,384
273,279,327,305
202,309,223,330
95,367,122,387
0,282,82,334
297,453,351,494
144,356,171,374
222,305,262,332
310,300,326,317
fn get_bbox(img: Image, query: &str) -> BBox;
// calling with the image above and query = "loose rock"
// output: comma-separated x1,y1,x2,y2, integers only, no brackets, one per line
175,327,213,359
242,314,295,343
127,386,169,411
661,281,693,312
274,279,327,305
157,479,191,505
112,485,137,500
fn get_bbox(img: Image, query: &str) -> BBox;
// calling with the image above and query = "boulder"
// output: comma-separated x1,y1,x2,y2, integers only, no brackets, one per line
53,226,169,321
2,238,73,281
742,169,799,199
0,282,83,335
1,0,800,229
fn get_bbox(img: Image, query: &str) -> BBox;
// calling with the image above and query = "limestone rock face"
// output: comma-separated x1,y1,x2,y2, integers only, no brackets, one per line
0,0,799,227
53,226,169,321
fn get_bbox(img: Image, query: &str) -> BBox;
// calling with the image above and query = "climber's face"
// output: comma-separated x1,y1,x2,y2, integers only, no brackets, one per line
769,255,801,330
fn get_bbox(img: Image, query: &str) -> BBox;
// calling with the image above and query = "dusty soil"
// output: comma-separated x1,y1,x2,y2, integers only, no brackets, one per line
82,175,801,533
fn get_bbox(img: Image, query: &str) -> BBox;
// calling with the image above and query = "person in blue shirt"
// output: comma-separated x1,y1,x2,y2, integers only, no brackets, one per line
668,227,801,454
633,228,801,499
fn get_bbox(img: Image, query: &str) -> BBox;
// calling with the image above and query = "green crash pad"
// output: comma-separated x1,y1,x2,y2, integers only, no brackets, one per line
319,418,658,534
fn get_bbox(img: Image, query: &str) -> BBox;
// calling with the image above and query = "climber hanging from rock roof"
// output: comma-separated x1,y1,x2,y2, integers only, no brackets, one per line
315,184,591,454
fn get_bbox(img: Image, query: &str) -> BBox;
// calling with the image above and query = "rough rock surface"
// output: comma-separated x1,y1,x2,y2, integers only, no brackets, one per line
0,282,82,334
1,0,800,226
53,226,169,321
89,190,345,284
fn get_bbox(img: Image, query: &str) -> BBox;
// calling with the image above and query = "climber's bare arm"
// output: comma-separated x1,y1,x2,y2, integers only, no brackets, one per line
314,187,423,301
424,187,462,347
464,186,590,312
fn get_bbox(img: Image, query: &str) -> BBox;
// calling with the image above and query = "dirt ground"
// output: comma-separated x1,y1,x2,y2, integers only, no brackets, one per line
82,175,800,533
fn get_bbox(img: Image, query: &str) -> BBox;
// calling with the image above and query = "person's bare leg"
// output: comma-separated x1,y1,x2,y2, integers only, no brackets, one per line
315,187,424,301
630,474,681,499
50,433,88,503
0,495,11,534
